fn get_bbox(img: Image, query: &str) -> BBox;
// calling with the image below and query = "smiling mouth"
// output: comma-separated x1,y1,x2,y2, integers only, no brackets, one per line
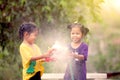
72,37,78,40
72,38,78,41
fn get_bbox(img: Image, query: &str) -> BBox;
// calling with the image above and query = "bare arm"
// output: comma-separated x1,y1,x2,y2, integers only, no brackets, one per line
72,54,84,60
30,48,54,61
71,44,88,61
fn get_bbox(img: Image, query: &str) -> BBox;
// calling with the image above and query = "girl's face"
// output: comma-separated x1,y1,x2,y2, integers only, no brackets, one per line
71,27,83,43
24,30,38,44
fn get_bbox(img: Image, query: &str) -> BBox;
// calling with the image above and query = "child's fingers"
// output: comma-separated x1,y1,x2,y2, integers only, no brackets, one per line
47,48,55,55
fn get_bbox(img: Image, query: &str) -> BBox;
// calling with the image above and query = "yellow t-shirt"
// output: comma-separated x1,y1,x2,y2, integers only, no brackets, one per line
19,43,44,80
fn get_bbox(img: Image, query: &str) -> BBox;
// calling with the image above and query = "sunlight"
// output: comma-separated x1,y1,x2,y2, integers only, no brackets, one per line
102,0,120,11
52,41,62,50
111,0,120,10
100,0,120,25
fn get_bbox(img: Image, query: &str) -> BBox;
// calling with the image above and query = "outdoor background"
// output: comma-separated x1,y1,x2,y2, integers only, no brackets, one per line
0,0,120,80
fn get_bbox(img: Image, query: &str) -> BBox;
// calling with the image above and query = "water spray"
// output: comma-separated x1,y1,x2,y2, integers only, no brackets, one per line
51,41,75,80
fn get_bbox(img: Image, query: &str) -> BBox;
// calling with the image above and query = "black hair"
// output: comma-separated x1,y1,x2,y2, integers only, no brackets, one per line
19,22,38,40
67,23,89,37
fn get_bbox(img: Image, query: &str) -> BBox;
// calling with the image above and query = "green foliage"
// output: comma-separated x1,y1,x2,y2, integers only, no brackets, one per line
93,42,120,73
0,0,104,23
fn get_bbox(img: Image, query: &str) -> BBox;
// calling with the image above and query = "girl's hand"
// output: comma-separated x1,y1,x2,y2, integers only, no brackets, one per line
67,52,74,59
70,52,77,58
70,53,84,60
45,48,55,57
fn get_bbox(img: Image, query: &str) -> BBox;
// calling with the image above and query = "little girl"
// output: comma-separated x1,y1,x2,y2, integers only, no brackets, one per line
19,22,54,80
64,23,89,80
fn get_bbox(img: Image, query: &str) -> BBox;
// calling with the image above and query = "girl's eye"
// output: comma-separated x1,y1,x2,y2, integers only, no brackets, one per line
71,33,74,35
76,33,79,35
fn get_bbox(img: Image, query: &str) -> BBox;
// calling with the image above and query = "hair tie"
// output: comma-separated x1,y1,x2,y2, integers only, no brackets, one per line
74,21,78,23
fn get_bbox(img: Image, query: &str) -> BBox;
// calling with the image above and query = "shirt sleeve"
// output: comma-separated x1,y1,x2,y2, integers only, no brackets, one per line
81,44,88,61
20,46,32,67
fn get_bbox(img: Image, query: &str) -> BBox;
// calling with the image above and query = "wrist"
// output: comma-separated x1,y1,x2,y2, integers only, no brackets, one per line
42,54,48,58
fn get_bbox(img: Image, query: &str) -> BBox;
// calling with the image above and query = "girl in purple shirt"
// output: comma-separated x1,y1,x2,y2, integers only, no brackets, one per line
64,23,89,80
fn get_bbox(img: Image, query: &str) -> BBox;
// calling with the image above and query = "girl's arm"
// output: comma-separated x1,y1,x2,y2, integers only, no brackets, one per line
71,53,85,60
71,44,88,60
71,54,84,60
30,49,54,61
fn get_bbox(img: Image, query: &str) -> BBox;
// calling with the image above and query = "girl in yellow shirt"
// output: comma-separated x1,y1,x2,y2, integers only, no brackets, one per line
19,22,54,80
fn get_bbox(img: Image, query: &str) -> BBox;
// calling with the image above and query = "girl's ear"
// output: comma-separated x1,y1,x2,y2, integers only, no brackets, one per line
24,32,29,38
